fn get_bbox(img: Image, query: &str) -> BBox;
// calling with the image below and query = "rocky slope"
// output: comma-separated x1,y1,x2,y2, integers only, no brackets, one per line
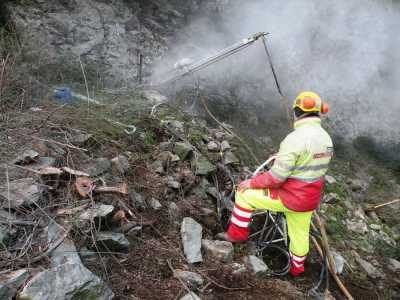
0,1,399,299
0,91,399,299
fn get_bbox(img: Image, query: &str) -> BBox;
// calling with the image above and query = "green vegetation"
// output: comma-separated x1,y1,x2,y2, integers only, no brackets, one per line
375,239,400,260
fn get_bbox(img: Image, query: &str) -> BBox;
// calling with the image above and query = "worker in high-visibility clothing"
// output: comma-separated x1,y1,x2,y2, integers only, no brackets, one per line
217,91,333,276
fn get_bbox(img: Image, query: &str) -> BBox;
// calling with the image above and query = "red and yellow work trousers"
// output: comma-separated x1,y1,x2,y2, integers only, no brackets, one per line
227,189,313,276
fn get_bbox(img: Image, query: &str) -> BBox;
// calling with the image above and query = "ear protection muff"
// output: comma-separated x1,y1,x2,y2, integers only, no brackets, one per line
321,102,329,114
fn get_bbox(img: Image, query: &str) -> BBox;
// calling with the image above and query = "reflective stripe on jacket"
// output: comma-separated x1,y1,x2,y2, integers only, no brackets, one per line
250,117,333,212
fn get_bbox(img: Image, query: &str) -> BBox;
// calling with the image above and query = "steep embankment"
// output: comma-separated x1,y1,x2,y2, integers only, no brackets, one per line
0,91,399,299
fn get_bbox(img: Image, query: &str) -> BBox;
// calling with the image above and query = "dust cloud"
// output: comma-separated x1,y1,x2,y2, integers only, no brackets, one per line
153,0,400,146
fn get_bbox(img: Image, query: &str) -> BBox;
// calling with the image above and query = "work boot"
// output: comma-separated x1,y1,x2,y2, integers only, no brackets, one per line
215,232,245,243
289,264,305,277
289,252,306,276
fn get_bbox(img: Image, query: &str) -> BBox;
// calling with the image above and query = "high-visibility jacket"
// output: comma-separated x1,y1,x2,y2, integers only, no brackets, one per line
250,117,333,212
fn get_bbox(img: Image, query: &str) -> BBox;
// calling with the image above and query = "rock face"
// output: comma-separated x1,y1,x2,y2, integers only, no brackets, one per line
0,178,42,208
181,217,203,263
202,239,234,263
6,1,217,87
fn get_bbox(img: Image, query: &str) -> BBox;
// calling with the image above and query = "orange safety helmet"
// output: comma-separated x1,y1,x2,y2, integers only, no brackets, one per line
293,91,329,114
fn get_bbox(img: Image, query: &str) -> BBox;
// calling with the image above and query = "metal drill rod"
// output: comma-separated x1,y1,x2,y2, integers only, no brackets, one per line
153,32,269,86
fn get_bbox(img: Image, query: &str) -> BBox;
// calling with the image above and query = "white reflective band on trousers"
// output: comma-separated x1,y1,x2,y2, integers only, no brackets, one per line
291,253,306,262
230,215,249,228
233,208,252,218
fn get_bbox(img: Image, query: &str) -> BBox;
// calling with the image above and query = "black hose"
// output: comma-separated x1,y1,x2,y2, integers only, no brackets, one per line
258,243,291,276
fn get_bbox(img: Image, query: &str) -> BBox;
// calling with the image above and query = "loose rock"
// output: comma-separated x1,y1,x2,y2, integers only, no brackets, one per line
87,158,111,177
346,219,368,234
174,142,193,160
18,262,114,300
168,179,181,189
388,258,400,272
243,255,269,275
230,263,247,275
207,141,219,151
180,292,201,300
0,269,29,300
202,239,234,263
214,131,225,141
356,257,384,279
206,187,218,199
173,270,204,288
79,204,114,221
331,251,345,274
168,202,180,220
29,157,56,171
95,232,130,251
148,198,162,210
181,217,203,263
348,179,368,192
0,178,42,208
325,175,337,185
12,149,39,165
130,191,147,211
323,193,340,203
151,159,164,174
70,133,93,146
192,154,216,175
223,151,239,165
220,140,231,151
0,224,12,249
111,155,130,174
